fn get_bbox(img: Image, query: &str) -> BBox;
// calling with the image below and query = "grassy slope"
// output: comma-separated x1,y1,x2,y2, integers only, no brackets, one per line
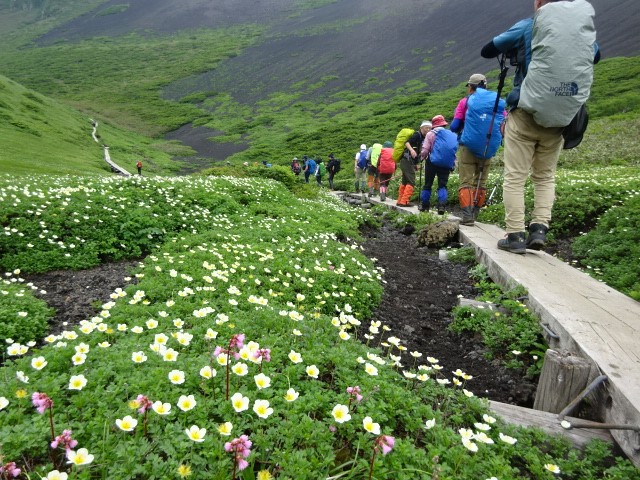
0,2,638,175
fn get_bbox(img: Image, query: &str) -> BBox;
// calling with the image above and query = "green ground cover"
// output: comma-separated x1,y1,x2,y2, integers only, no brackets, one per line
2,173,638,479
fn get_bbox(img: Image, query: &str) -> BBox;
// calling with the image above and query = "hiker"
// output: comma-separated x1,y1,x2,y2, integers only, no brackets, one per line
419,116,458,215
354,144,368,193
482,0,599,254
451,73,507,225
326,153,341,190
136,160,143,175
315,158,326,186
303,155,316,183
367,142,382,197
291,157,301,176
377,141,395,202
396,121,432,206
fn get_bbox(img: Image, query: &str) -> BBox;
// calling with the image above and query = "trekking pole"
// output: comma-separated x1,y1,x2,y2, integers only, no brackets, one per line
474,53,509,207
486,171,504,205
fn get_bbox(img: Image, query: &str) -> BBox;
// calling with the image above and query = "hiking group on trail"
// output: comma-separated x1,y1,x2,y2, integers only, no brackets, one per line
284,0,598,257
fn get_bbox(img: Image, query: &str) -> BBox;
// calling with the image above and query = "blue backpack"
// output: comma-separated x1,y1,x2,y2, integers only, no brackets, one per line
357,150,368,169
306,159,316,174
460,88,506,159
429,128,458,169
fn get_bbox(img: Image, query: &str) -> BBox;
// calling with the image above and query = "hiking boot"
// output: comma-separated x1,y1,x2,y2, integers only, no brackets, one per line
526,223,549,250
368,187,374,197
437,204,446,215
460,206,475,226
418,202,430,212
380,191,386,202
497,232,526,255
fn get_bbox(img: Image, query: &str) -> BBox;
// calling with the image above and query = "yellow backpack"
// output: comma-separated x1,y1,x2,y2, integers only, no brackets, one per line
392,128,414,162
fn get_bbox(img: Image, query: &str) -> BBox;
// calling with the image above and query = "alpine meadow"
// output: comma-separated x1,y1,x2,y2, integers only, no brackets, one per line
1,1,640,479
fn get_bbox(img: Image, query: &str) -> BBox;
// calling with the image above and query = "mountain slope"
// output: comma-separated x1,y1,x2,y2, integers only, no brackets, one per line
0,74,106,175
33,0,640,104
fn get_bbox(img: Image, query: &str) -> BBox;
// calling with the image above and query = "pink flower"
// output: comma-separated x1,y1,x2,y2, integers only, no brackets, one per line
0,461,21,478
253,348,271,363
31,392,53,414
229,334,245,350
135,394,153,414
51,429,78,451
376,435,395,456
224,435,252,471
346,386,363,402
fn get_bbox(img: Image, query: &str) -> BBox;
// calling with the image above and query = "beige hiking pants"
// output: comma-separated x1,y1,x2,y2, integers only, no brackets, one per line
502,109,564,233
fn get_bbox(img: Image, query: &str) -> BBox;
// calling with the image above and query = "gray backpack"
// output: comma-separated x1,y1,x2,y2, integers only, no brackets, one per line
519,0,596,128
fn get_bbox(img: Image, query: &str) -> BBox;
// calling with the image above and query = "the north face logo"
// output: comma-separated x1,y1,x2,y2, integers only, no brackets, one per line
549,82,579,97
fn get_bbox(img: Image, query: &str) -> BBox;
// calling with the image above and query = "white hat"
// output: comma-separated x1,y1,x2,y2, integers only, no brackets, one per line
420,121,432,128
360,144,367,150
467,73,487,86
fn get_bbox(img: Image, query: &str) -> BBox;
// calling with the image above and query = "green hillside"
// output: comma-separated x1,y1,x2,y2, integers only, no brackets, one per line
0,74,196,176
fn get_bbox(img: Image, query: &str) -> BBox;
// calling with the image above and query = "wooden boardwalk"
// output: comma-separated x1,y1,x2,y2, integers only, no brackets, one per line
339,192,640,464
459,221,640,467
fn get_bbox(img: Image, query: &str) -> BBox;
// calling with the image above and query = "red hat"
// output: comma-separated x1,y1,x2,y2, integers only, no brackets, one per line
431,115,448,128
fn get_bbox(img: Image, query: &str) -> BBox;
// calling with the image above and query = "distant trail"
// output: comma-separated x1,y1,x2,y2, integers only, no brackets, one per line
90,119,131,176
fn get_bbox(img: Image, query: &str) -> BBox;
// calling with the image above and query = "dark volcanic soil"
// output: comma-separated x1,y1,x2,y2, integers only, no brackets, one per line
25,221,536,406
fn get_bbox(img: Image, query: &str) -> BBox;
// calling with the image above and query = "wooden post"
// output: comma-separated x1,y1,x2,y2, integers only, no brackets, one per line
534,349,592,414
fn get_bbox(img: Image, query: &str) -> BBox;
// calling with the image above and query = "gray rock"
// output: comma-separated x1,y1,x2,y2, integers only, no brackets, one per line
417,221,459,248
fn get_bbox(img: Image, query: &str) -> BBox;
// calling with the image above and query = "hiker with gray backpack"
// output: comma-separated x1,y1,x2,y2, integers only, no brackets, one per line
481,0,600,254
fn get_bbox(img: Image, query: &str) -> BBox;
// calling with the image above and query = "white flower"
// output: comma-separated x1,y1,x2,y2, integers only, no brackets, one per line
462,438,478,452
306,365,319,378
162,348,179,362
288,350,302,364
185,425,206,442
218,421,233,436
45,470,68,480
253,399,274,419
254,373,271,390
498,432,517,445
177,394,197,412
483,414,496,424
331,404,351,423
284,388,299,402
362,416,380,435
66,448,94,466
474,432,494,444
230,392,250,412
131,351,147,363
168,370,185,385
31,356,48,370
115,415,138,432
232,362,249,376
425,418,436,429
544,464,561,474
68,374,88,390
152,401,172,415
0,397,9,410
364,363,378,376
200,366,216,379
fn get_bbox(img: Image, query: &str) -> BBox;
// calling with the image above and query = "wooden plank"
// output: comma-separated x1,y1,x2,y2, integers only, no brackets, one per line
459,222,640,466
489,400,613,449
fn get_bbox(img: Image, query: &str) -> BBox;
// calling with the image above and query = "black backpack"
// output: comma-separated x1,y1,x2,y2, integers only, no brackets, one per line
562,104,589,149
